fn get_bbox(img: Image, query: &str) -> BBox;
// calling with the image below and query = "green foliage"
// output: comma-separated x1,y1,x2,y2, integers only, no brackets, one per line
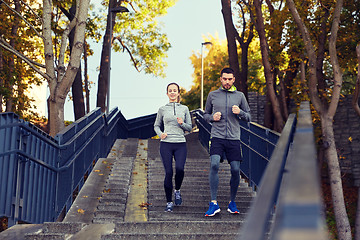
98,0,176,78
181,35,264,110
0,0,44,120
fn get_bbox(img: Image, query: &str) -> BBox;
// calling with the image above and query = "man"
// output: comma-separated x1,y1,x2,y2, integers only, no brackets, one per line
204,67,251,217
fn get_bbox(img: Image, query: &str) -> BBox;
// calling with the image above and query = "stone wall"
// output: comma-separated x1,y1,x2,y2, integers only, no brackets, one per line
248,92,266,126
248,93,360,184
333,96,360,185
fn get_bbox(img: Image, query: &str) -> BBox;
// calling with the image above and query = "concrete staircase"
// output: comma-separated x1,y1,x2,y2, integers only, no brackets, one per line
1,132,255,240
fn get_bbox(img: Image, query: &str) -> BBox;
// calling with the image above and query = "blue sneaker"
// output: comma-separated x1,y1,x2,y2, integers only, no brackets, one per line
227,201,239,214
205,202,221,217
165,202,174,212
174,190,182,206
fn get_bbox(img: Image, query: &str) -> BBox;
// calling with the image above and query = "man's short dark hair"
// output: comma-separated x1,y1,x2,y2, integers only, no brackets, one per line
221,67,234,75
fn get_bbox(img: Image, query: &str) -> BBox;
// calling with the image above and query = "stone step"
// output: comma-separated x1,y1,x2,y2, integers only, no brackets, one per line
148,205,251,214
148,188,254,196
94,210,125,219
24,222,86,240
101,233,239,240
113,220,242,233
25,233,68,240
148,194,254,202
148,211,248,221
97,204,126,212
148,181,250,188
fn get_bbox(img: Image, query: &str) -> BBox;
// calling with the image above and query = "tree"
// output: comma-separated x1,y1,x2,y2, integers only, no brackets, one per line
182,35,263,110
59,1,86,120
0,0,43,119
0,0,91,136
253,0,285,132
287,0,352,239
221,0,242,94
221,0,255,98
96,0,175,112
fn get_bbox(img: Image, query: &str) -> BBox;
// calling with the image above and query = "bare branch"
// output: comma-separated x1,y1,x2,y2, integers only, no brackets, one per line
0,37,46,69
114,36,141,72
0,0,43,38
0,38,49,80
327,0,343,117
19,0,43,23
58,3,79,75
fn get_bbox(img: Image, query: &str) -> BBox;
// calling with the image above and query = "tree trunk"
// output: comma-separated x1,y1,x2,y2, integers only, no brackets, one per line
72,66,85,120
264,93,273,129
5,0,21,113
287,0,351,238
322,116,351,240
48,95,65,135
44,0,90,136
283,57,299,108
221,0,242,92
67,2,85,120
84,42,90,114
253,0,284,132
96,0,115,112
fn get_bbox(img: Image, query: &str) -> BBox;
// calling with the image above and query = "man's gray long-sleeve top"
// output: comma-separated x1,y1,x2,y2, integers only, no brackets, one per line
204,86,251,140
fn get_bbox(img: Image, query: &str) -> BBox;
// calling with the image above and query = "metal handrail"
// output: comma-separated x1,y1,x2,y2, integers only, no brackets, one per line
193,109,280,187
238,113,296,240
0,107,157,226
238,101,328,239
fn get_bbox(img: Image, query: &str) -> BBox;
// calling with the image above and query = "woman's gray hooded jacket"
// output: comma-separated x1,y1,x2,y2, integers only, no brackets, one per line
154,102,192,143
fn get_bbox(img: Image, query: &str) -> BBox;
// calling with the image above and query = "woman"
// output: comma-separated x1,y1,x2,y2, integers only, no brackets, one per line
154,82,192,212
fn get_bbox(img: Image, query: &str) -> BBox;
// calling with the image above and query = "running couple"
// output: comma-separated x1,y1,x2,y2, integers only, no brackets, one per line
154,67,251,216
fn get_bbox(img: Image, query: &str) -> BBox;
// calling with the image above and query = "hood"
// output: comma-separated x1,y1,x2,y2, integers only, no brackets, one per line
220,85,237,92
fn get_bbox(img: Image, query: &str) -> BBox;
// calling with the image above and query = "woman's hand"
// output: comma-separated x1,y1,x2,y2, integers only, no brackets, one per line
161,133,168,139
177,117,183,125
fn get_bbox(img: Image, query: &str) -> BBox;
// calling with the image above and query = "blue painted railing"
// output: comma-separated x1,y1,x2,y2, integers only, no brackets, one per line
239,101,328,239
0,107,156,227
193,109,280,188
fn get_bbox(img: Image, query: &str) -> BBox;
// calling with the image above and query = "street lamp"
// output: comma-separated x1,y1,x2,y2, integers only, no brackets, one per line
201,41,212,110
107,6,129,114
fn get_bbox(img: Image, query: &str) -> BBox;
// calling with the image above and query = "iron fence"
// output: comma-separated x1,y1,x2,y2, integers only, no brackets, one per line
0,107,156,227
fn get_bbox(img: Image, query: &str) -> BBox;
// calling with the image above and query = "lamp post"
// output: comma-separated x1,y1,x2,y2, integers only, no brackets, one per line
201,41,212,110
107,6,129,114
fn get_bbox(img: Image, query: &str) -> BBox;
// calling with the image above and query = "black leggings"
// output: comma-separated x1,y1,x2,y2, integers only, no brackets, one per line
160,142,187,202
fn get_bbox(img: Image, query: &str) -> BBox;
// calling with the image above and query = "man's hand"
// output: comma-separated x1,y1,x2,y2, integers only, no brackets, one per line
161,133,167,139
213,112,222,121
232,105,240,115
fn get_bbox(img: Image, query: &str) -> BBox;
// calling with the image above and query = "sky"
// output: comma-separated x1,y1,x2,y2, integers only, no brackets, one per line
63,0,227,121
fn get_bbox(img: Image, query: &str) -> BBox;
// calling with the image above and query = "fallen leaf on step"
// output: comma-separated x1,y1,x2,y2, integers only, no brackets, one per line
103,189,111,193
139,202,152,208
77,209,85,214
82,195,88,198
94,170,101,172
